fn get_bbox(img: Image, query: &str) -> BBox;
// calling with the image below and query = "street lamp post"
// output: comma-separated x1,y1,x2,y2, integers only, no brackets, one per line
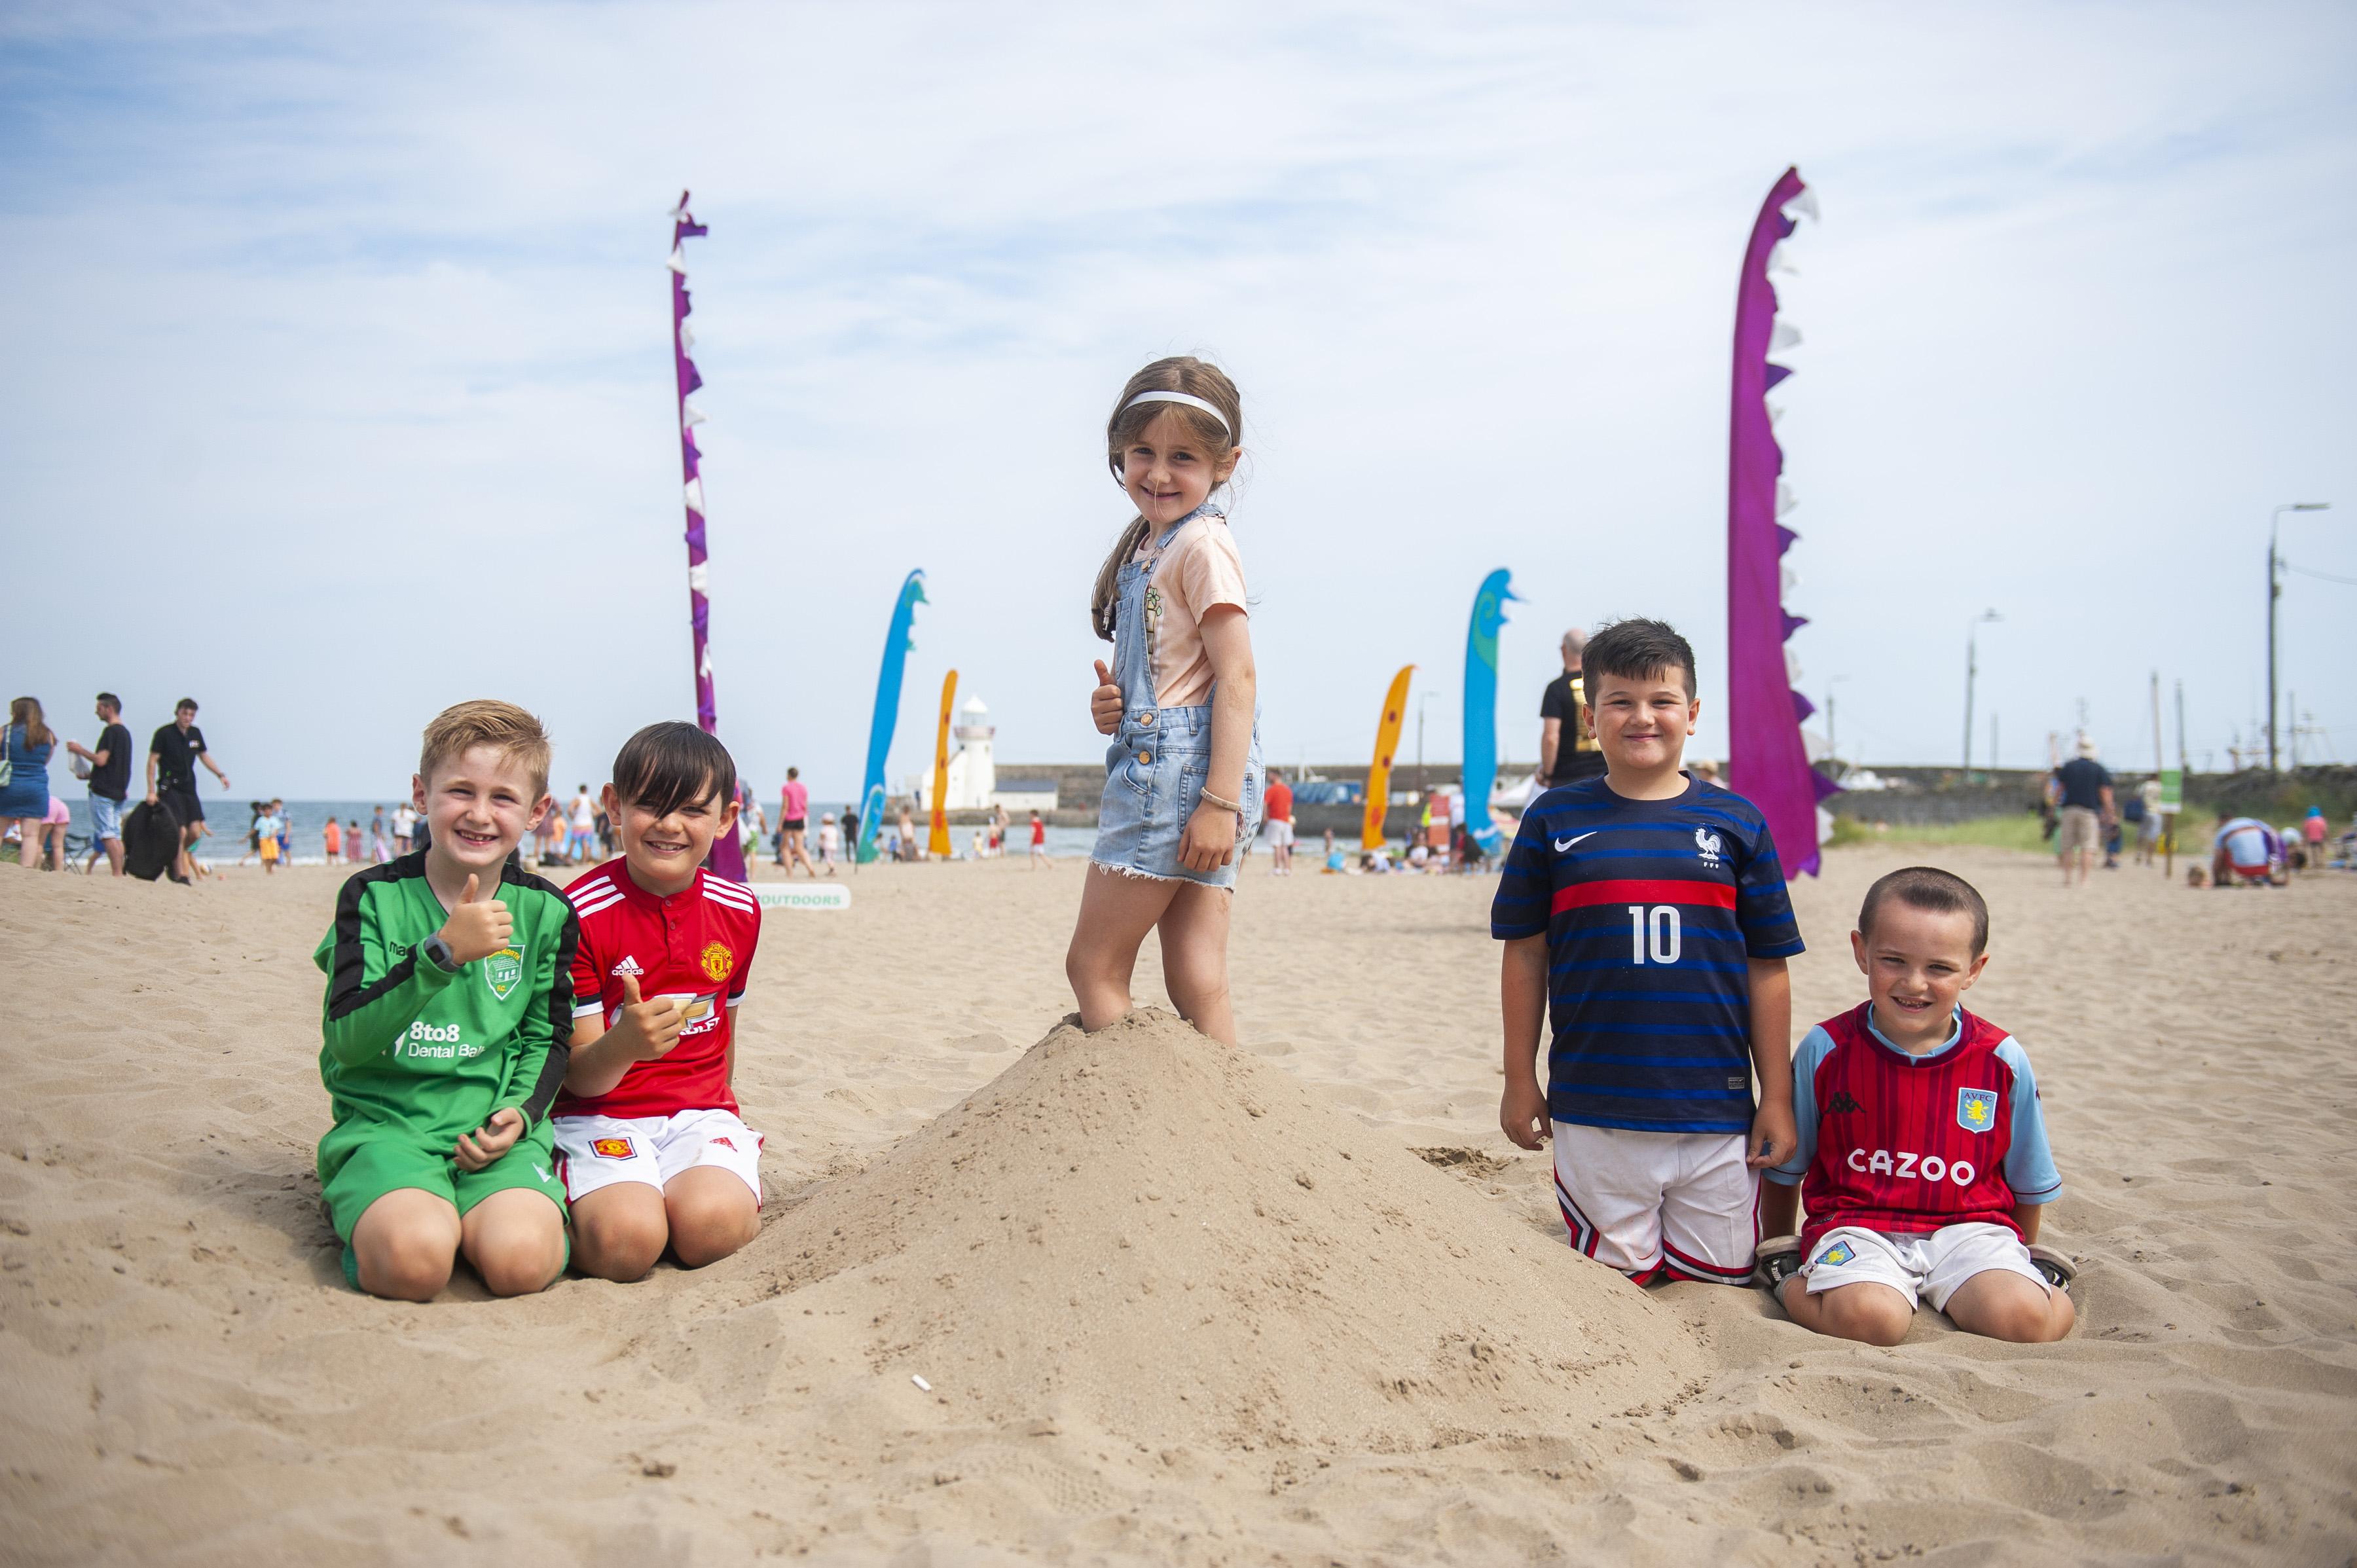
2269,501,2331,770
1962,610,2001,776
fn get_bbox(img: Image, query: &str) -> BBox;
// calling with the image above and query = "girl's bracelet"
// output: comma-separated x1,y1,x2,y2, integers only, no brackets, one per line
1199,788,1243,814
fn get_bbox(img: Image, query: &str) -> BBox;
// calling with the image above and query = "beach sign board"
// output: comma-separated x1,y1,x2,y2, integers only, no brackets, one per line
751,883,852,912
2159,768,2183,814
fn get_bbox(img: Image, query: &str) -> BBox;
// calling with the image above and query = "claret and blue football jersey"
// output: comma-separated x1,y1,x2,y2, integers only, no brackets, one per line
1491,775,1804,1134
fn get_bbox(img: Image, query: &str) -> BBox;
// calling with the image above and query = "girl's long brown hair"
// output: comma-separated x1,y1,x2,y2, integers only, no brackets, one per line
9,697,54,752
1090,357,1242,642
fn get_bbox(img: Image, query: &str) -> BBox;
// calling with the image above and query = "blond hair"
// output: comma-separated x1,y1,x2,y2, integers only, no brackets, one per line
1090,357,1242,642
419,700,551,798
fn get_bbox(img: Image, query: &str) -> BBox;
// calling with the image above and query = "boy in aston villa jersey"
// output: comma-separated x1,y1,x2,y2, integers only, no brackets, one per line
1494,618,1803,1286
1757,867,2075,1345
554,722,763,1281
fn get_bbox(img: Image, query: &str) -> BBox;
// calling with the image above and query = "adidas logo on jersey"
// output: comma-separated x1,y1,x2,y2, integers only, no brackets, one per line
1827,1091,1864,1115
610,956,643,977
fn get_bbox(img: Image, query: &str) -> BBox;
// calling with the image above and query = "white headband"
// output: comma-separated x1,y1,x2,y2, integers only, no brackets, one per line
1122,388,1231,435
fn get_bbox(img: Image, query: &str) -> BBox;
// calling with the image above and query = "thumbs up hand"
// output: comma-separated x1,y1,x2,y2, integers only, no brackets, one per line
435,873,513,966
1090,659,1124,735
615,972,685,1062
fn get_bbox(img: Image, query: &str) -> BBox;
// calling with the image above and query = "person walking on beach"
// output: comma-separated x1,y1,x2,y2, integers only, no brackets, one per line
780,767,819,877
565,784,596,864
1538,628,1605,790
369,805,392,863
1066,358,1262,1045
1263,769,1295,875
324,814,342,865
815,812,841,871
67,693,134,875
1029,809,1051,869
3,700,57,871
145,698,230,884
346,818,363,865
2053,737,2113,888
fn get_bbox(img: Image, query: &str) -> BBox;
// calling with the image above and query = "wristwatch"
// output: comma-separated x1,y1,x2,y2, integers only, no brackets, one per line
419,934,460,974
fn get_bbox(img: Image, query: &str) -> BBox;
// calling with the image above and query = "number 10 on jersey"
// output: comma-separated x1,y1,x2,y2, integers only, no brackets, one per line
1628,904,1682,964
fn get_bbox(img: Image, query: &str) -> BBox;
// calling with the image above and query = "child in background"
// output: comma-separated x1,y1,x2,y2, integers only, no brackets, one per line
346,818,363,864
816,812,841,870
324,814,342,864
555,723,763,1281
275,798,293,866
257,801,283,875
312,701,574,1300
1495,617,1802,1286
1757,867,2074,1344
1029,810,1050,869
1067,358,1262,1044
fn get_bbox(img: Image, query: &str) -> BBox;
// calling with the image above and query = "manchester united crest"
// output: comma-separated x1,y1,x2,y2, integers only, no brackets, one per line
699,940,735,983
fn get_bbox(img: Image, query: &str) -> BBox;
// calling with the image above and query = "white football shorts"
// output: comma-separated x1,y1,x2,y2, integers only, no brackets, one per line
1799,1222,2048,1312
553,1108,764,1205
1551,1121,1757,1286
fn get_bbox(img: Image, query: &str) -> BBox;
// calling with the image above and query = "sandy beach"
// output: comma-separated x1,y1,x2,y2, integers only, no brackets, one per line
3,844,2354,1565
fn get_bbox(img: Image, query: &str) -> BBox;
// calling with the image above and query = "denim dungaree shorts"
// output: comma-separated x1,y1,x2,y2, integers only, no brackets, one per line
1090,507,1264,888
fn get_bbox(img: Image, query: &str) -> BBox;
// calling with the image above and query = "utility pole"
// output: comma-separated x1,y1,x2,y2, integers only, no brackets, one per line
2269,501,2331,770
1963,610,2000,775
1990,713,1998,773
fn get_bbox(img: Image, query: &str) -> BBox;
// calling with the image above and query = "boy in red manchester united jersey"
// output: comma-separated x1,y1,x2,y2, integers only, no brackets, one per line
1758,867,2075,1345
554,723,763,1281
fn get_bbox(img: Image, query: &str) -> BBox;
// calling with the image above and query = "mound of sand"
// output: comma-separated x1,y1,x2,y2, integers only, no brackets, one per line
757,1008,1701,1449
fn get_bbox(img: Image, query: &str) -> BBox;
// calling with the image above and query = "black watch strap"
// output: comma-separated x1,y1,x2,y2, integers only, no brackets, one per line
420,934,459,974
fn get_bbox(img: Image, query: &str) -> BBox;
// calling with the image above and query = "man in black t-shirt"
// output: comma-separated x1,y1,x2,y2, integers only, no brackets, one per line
2052,735,2113,886
65,692,135,875
1538,629,1606,789
146,697,231,882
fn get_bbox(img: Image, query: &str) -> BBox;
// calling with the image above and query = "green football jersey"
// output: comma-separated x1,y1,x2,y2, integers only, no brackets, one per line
314,853,580,1145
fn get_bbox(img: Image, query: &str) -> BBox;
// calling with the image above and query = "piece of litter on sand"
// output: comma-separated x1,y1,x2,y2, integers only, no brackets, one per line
912,1374,933,1392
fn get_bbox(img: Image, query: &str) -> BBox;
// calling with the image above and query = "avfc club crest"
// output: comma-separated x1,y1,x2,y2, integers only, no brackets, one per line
483,945,525,1002
1956,1088,1999,1135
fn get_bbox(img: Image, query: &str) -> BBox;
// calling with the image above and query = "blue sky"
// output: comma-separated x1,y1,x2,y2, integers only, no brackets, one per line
5,1,2353,801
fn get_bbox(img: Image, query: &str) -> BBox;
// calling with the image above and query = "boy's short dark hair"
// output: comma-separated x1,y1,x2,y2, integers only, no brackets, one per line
175,698,198,714
96,692,120,710
1858,866,1990,957
613,721,738,820
1582,618,1698,701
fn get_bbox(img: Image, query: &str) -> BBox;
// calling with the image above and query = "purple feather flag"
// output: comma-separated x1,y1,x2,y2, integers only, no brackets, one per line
1728,167,1835,878
670,189,746,882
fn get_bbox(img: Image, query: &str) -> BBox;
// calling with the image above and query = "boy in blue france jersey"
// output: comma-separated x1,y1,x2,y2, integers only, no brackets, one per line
1494,618,1804,1285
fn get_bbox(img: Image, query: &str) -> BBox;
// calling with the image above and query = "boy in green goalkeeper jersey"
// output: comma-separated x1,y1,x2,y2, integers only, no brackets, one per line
314,700,579,1300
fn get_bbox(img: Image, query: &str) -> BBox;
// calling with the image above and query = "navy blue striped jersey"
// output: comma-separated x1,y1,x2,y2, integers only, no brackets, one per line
1491,775,1804,1133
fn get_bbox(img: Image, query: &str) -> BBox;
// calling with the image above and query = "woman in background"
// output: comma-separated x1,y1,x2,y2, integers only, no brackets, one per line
2,697,56,872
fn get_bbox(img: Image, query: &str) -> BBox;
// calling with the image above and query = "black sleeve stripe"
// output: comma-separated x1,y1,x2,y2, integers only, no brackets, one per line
517,896,581,1129
325,859,426,1023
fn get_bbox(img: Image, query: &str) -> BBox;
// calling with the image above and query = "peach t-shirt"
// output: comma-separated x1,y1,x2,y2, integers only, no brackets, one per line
1135,512,1249,708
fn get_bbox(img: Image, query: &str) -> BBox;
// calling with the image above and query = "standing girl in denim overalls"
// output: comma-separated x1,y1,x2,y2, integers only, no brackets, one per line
1065,357,1264,1045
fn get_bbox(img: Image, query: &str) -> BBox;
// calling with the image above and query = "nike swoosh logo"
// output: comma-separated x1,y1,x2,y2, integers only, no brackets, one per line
1553,833,1596,852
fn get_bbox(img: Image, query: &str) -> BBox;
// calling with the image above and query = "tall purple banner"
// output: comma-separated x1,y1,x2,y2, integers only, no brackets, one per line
668,191,746,883
1727,167,1836,878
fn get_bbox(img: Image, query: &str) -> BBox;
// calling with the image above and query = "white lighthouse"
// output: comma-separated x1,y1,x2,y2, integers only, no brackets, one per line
911,695,999,811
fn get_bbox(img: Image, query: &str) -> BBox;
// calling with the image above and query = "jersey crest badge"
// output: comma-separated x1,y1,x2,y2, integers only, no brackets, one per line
1821,1241,1855,1267
590,1137,635,1159
483,945,524,1001
1693,827,1724,867
1956,1088,1998,1135
699,941,735,983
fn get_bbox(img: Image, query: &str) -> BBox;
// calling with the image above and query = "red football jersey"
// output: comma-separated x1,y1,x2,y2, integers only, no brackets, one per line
1797,1002,2022,1253
558,860,761,1120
